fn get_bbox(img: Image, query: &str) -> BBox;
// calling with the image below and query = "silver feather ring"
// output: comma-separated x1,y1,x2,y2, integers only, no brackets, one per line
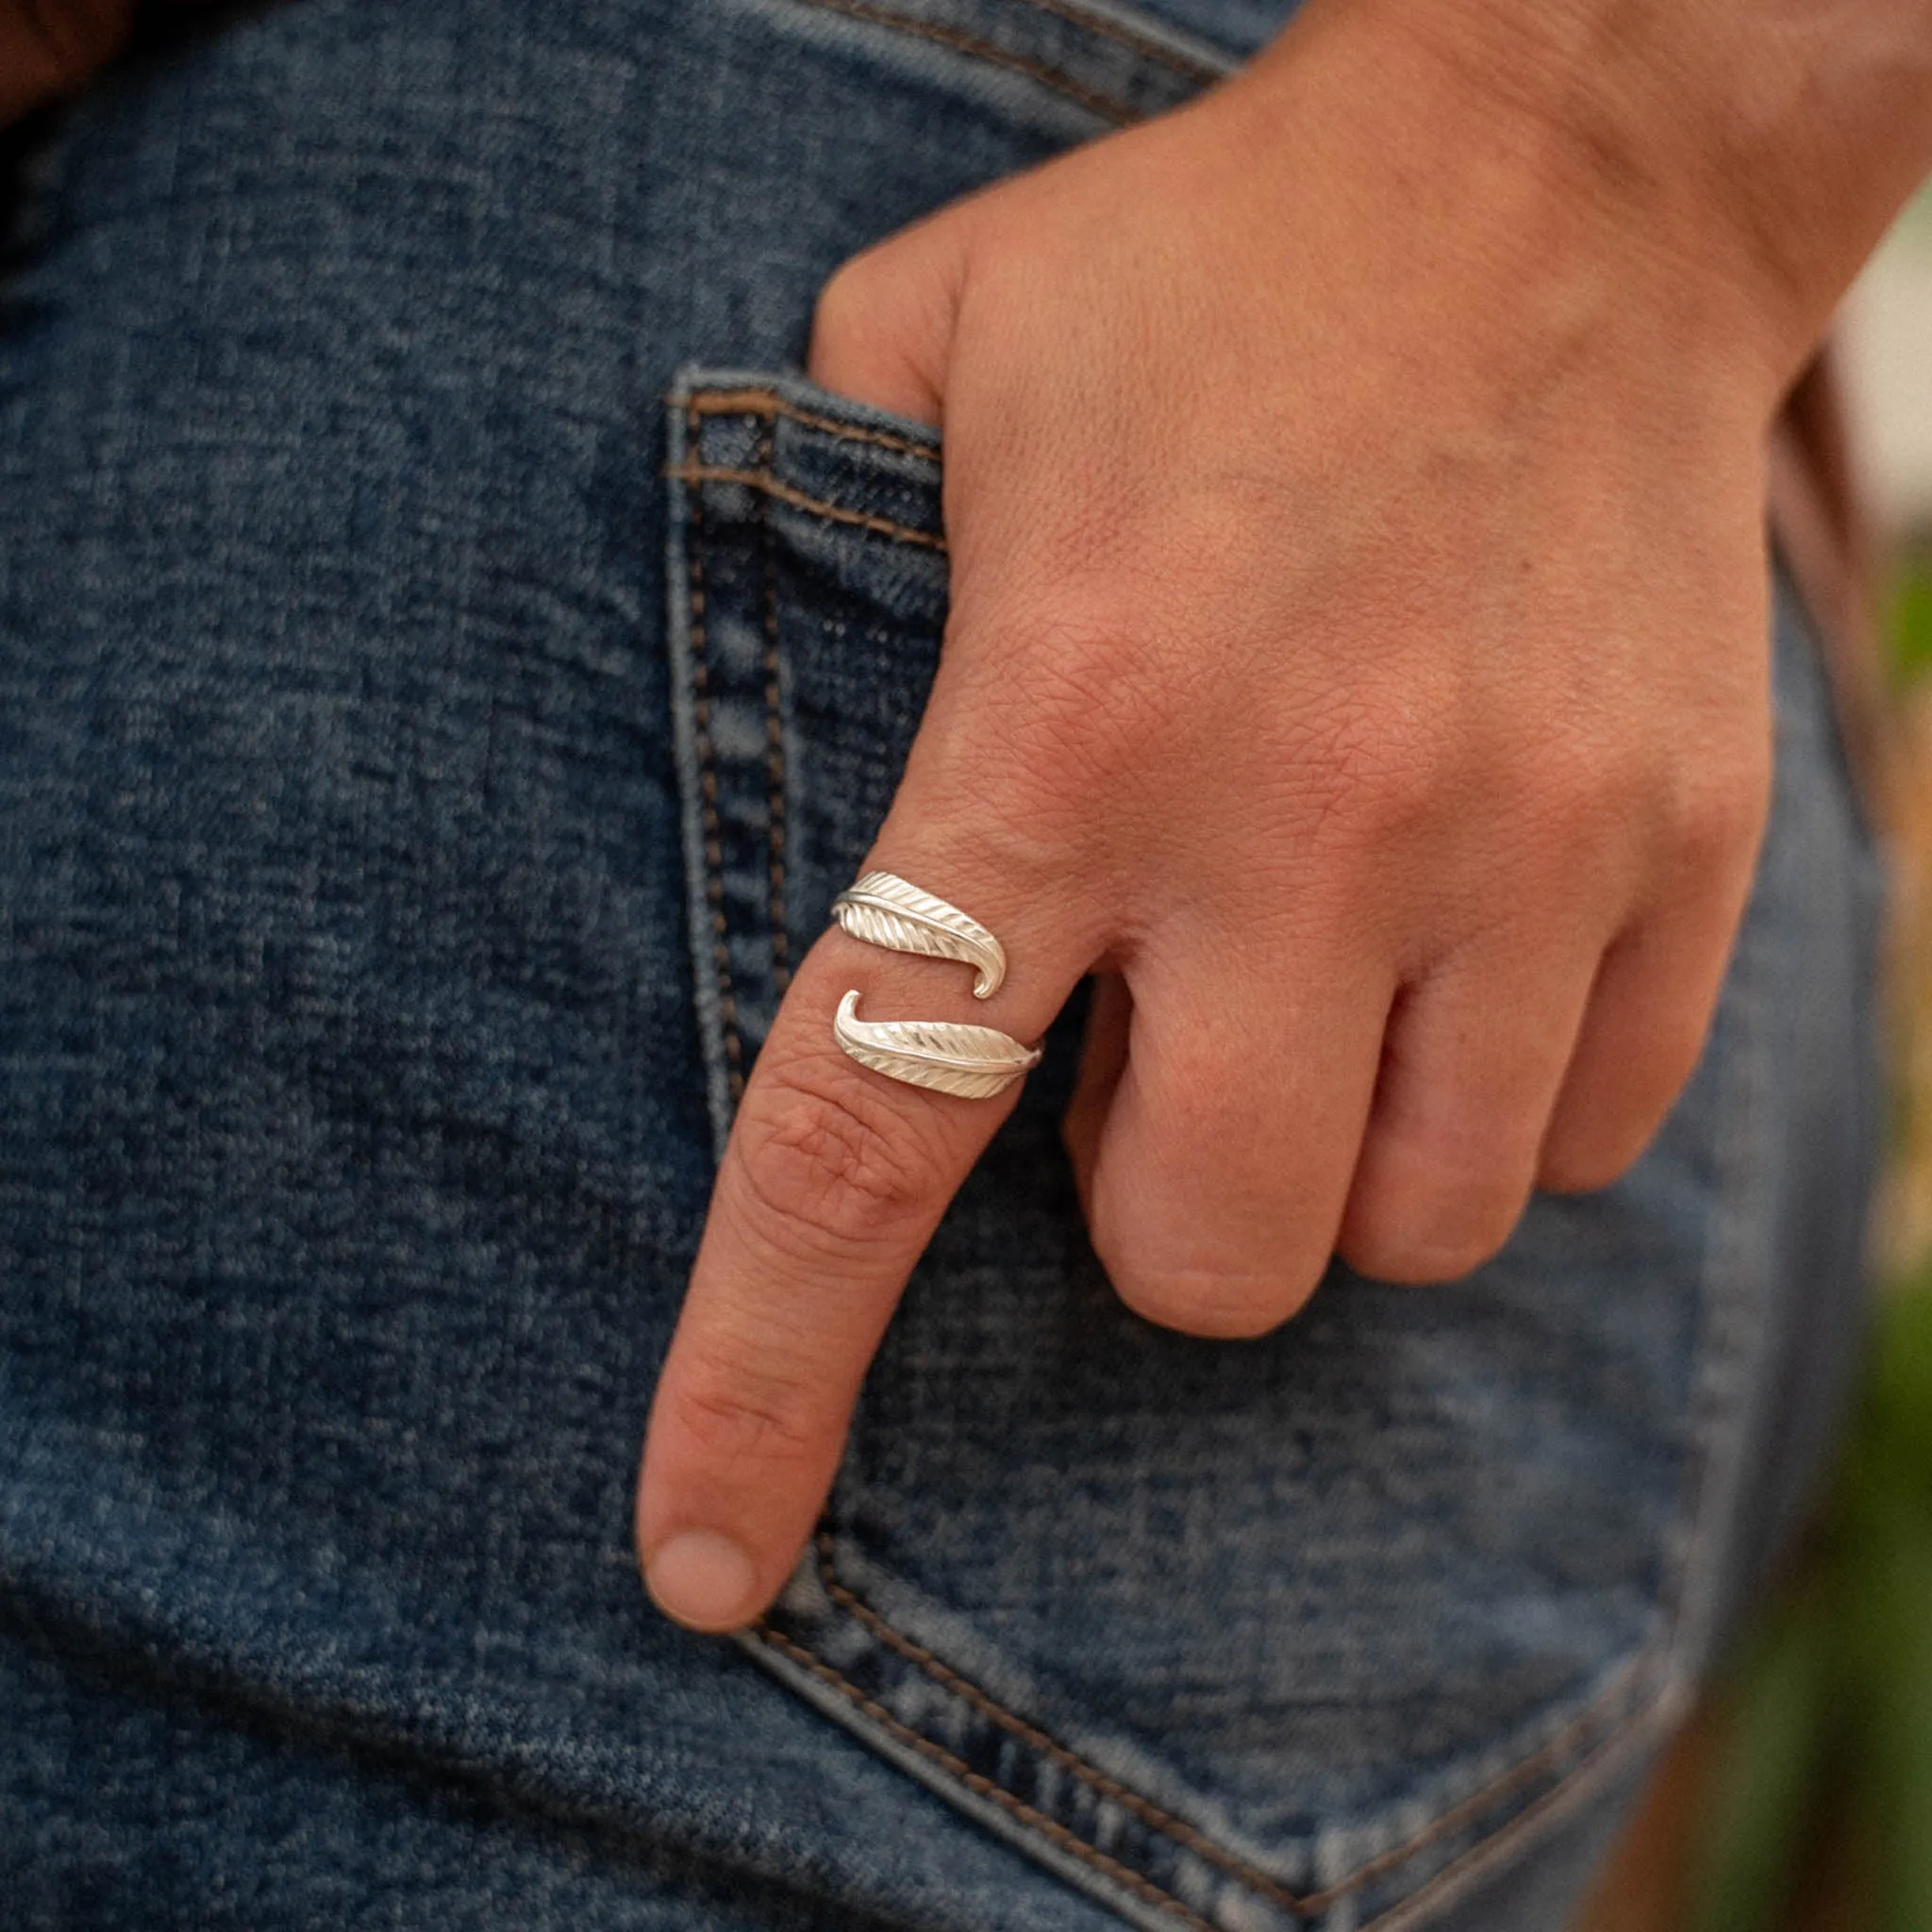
828,872,1039,1098
830,871,1007,998
832,991,1041,1099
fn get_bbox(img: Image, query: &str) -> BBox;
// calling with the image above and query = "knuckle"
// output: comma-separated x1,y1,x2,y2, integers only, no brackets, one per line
731,1062,939,1257
993,618,1174,799
1521,732,1624,824
1527,724,1767,880
1291,688,1446,858
1669,745,1771,872
1496,724,1648,857
666,1354,823,1468
1485,704,1663,831
920,612,1180,882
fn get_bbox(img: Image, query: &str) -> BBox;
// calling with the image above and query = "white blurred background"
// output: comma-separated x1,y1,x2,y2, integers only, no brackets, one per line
1844,186,1932,540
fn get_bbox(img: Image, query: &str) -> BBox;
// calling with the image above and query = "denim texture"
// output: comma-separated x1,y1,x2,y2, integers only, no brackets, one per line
0,2,1883,1927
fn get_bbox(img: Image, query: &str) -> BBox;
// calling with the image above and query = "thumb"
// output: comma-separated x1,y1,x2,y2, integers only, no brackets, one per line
806,201,973,429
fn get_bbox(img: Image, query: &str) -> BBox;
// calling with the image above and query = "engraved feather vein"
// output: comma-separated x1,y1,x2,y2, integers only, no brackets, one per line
831,871,1006,997
833,991,1041,1098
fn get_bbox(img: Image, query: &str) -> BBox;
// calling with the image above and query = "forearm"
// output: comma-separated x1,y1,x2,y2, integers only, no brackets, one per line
1242,0,1932,400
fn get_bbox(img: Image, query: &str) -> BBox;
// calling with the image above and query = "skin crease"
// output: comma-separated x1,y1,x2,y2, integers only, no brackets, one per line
7,0,1926,1637
639,0,1932,1634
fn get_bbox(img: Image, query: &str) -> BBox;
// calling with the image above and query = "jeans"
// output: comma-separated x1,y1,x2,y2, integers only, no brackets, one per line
0,2,1884,1927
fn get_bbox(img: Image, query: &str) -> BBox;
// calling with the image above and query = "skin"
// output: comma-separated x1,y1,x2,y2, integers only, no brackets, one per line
8,0,1928,1633
637,0,1932,1630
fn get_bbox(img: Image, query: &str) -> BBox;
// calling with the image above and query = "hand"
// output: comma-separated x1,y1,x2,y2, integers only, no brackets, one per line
634,0,1856,1632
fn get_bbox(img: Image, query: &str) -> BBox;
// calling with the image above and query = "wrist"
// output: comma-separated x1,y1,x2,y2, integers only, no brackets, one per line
1243,0,1932,404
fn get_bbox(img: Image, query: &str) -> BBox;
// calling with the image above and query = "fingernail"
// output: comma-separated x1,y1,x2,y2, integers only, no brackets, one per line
645,1529,760,1631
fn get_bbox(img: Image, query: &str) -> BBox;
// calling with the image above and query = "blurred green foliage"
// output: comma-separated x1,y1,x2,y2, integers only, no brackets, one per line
1686,562,1932,1932
1885,554,1932,688
1687,1266,1932,1932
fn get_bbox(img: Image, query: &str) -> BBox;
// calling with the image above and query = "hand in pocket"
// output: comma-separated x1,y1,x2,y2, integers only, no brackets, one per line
637,0,1803,1631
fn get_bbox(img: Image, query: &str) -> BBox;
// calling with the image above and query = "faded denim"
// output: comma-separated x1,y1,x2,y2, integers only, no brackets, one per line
0,2,1883,1928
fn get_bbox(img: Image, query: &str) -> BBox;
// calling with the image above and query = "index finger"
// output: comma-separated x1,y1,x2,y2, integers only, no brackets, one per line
636,860,1089,1631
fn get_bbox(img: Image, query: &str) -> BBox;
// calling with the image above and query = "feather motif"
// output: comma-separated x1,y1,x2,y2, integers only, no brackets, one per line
832,991,1041,1099
830,871,1007,998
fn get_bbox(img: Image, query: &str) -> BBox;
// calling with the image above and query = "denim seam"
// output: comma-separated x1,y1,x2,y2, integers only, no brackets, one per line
806,1525,1660,1922
751,1621,1224,1932
1359,873,1775,1930
786,0,1136,125
787,888,1772,1926
764,689,1777,1926
663,463,946,551
794,1111,1756,1926
758,418,794,993
689,368,1743,1924
777,1194,1723,1925
800,1530,1320,1912
680,370,1254,1925
668,382,940,1145
688,387,941,464
681,404,750,1109
1008,0,1224,82
1363,836,1776,1928
1353,1710,1669,1932
1658,884,1778,1679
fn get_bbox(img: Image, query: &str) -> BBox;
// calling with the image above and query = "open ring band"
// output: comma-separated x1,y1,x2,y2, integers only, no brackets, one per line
830,871,1008,999
832,991,1041,1099
828,873,1040,1099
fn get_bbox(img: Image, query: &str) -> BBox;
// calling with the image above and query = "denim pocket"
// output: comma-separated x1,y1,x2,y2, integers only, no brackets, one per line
664,371,950,1151
663,368,1881,1932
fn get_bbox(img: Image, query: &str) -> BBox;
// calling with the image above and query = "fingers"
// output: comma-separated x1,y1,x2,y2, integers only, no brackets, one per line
1540,748,1765,1192
1060,969,1130,1219
1338,941,1600,1282
638,865,1092,1631
0,0,131,123
806,207,971,428
642,837,1741,1631
1537,897,1750,1193
1077,940,1393,1336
